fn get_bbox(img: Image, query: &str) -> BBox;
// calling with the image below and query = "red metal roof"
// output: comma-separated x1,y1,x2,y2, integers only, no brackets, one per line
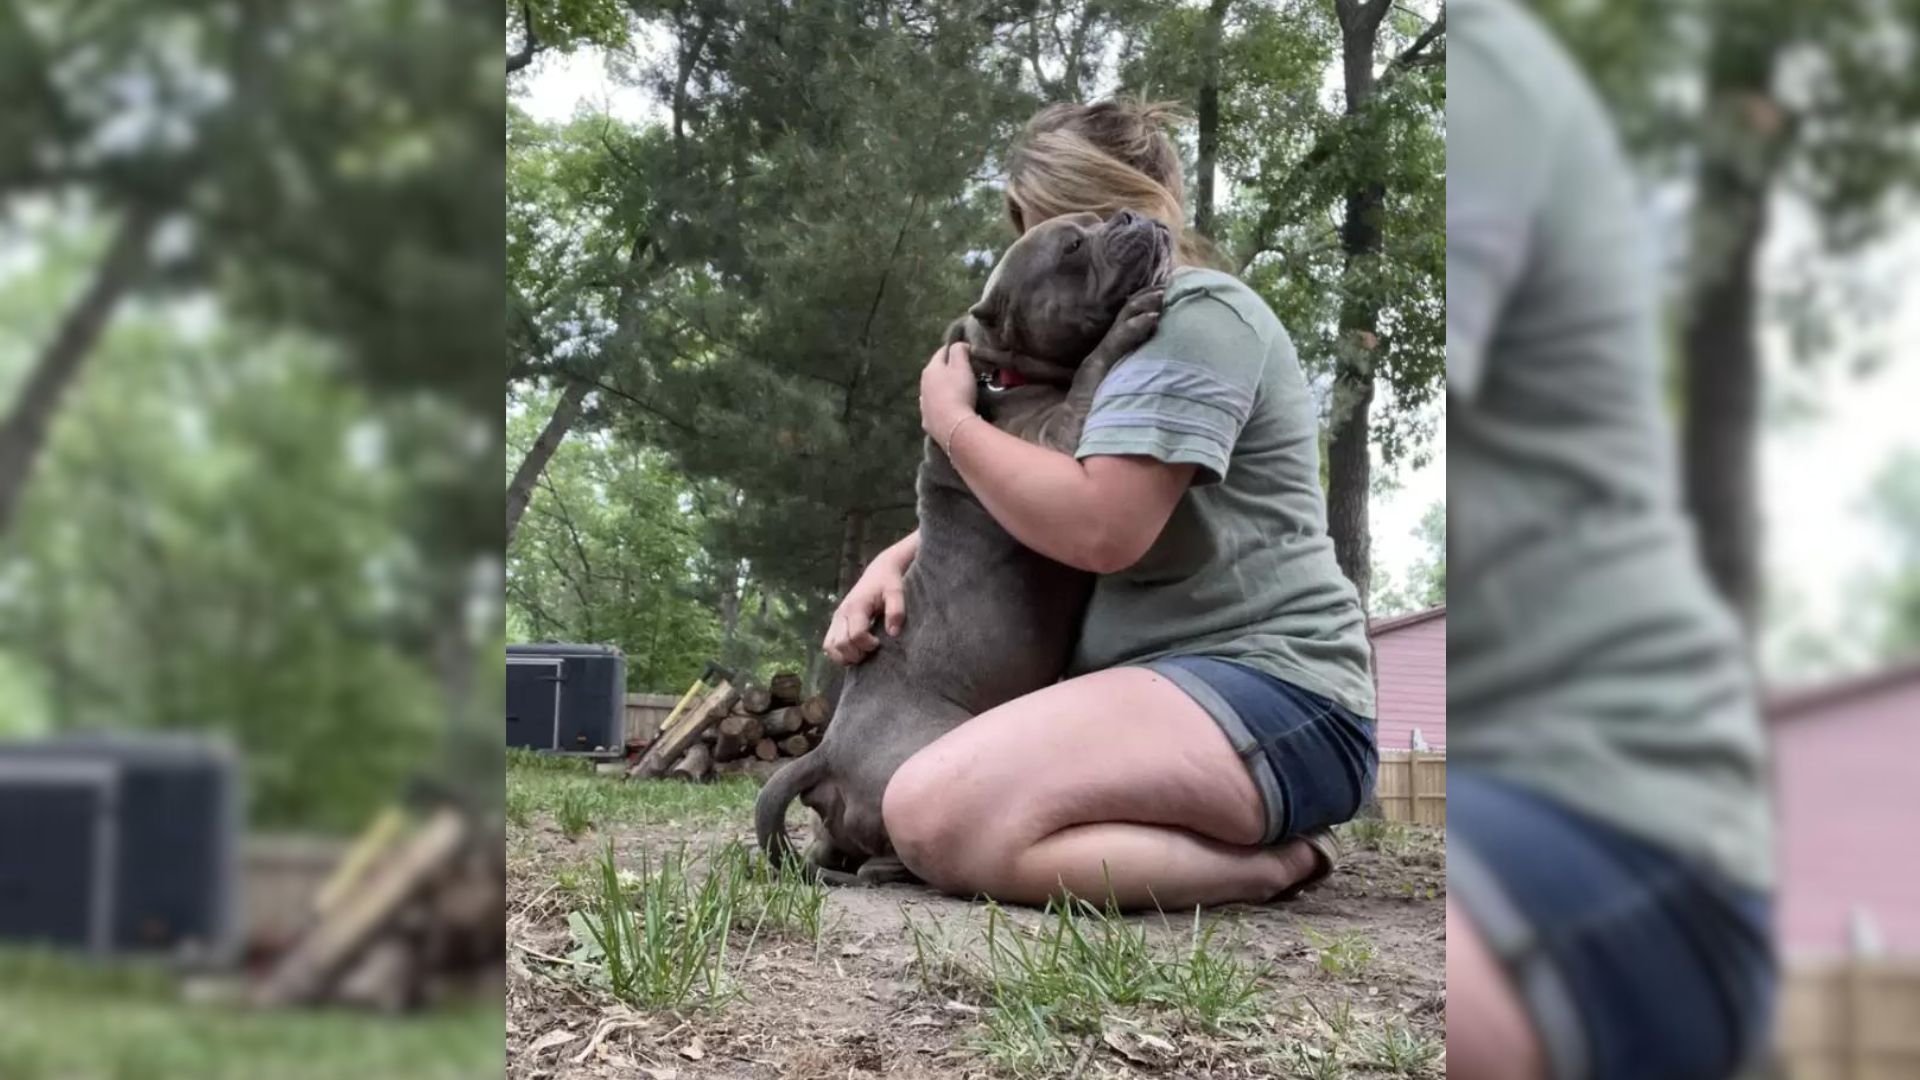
1369,604,1447,637
1767,655,1920,721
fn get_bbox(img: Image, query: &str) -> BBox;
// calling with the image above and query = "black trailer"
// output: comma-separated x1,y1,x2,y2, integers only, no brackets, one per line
505,643,627,756
0,732,240,963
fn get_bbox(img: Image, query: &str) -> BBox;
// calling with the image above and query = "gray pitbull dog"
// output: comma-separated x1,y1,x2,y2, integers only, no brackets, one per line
754,208,1175,885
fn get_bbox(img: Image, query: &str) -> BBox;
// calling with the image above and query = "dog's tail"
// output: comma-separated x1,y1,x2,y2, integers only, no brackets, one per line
754,750,829,868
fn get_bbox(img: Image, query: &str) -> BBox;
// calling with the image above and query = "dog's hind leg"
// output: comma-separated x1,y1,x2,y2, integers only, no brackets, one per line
853,854,921,887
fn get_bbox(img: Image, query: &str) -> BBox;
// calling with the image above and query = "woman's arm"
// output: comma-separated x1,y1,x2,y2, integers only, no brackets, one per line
874,528,920,575
821,528,920,664
922,346,1191,573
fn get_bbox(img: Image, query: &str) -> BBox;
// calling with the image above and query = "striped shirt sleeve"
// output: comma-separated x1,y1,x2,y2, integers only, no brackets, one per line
1074,291,1265,485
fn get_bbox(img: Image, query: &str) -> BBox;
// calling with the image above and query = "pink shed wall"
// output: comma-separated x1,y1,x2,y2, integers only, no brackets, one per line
1771,672,1920,958
1371,609,1446,750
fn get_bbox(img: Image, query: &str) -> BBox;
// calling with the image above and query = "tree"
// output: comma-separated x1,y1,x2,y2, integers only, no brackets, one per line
1,266,448,829
1113,2,1444,605
2,0,506,821
1370,499,1444,616
1864,451,1920,660
508,0,631,74
1530,0,1920,627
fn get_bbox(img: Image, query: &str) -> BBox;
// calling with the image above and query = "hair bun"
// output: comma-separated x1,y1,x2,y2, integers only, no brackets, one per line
1126,98,1191,133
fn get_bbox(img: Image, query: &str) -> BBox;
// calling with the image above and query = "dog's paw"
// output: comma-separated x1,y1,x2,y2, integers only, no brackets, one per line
1101,287,1166,356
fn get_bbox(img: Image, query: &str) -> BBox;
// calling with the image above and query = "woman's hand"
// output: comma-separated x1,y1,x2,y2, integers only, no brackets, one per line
920,341,979,446
822,553,910,666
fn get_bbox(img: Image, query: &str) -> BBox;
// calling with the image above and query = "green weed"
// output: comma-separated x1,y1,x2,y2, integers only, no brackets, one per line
1304,927,1376,978
1360,1018,1442,1076
569,841,736,1009
554,785,598,839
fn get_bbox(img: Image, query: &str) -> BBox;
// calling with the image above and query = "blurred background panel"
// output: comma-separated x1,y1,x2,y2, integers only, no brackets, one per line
1456,2,1920,1076
0,0,504,1077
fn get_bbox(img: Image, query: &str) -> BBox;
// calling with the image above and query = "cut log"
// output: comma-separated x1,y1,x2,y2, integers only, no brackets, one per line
739,686,774,715
628,680,735,779
753,738,779,762
714,757,784,785
712,714,763,762
799,694,831,730
779,735,810,758
668,743,713,782
764,706,805,738
769,671,803,707
253,806,469,1007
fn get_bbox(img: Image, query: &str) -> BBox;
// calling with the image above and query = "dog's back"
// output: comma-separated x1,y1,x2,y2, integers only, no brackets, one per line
799,434,1093,860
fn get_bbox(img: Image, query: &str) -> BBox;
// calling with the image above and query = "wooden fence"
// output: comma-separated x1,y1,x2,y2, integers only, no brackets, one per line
1374,748,1446,825
240,834,346,948
624,692,682,745
1776,956,1920,1080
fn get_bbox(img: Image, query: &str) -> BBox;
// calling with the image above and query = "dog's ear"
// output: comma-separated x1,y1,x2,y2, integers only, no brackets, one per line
967,298,999,332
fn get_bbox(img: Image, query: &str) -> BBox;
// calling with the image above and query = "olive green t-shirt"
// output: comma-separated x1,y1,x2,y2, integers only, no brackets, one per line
1449,0,1772,888
1068,267,1376,719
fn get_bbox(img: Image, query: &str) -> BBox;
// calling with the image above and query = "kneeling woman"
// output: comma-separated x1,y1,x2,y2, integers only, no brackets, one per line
823,100,1377,910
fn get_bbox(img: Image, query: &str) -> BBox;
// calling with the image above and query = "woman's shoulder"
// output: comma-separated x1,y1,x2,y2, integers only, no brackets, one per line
1163,267,1279,339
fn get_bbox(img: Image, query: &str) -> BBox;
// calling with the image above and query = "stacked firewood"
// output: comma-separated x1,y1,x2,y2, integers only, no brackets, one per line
626,671,832,784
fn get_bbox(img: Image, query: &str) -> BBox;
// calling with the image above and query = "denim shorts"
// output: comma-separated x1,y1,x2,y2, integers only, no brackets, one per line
1449,769,1777,1080
1140,654,1377,845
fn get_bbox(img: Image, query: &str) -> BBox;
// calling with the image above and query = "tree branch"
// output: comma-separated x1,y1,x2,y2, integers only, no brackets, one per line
0,203,160,536
507,2,541,73
1234,10,1444,272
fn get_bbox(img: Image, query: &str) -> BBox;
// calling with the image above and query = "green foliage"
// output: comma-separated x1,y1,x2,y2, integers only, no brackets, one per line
1372,499,1445,615
1863,450,1920,660
3,0,503,829
1,244,445,829
1123,1,1445,465
506,385,729,690
510,0,632,66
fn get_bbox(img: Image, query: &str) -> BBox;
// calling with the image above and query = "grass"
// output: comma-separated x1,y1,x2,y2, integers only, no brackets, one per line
1359,1019,1444,1075
504,754,761,834
0,949,499,1080
1338,817,1442,860
559,839,828,1011
1303,926,1376,979
903,897,1269,1076
1275,996,1443,1080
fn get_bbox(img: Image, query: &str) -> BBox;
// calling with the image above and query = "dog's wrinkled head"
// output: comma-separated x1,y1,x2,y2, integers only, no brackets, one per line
959,209,1174,389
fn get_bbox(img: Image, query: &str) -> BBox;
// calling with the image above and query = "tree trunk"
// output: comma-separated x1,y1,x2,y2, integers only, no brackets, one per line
835,508,870,597
0,204,158,537
506,3,539,73
505,377,591,547
1194,0,1234,240
1327,357,1376,600
1681,28,1782,629
1324,0,1392,605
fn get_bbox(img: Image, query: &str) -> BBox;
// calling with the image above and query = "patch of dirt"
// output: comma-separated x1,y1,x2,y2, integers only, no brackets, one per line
505,799,1444,1079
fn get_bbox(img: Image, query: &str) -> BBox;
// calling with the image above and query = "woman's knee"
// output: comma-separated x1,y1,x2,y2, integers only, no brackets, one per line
882,750,1009,892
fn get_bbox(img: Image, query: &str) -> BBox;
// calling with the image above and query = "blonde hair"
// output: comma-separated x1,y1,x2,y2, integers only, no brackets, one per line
1005,99,1225,270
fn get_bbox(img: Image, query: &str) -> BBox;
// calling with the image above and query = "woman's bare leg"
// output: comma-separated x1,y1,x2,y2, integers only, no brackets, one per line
1446,897,1549,1080
881,666,1323,909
